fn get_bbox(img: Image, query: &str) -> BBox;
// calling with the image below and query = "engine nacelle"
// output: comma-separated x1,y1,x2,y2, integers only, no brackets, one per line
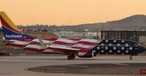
77,50,96,58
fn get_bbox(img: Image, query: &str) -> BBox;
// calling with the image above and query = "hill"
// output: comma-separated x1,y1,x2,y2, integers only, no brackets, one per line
18,14,146,31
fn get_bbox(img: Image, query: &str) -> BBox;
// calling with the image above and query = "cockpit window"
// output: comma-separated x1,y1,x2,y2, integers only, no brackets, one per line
137,43,143,46
134,44,138,47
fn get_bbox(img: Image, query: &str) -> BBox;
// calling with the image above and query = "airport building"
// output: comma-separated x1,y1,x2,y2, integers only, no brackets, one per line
54,31,101,39
101,31,146,45
22,29,58,38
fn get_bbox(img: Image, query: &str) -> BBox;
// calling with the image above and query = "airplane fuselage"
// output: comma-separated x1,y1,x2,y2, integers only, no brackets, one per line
1,11,146,60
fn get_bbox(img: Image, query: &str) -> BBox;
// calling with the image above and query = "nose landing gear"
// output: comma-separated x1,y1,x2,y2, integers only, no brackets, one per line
129,55,133,60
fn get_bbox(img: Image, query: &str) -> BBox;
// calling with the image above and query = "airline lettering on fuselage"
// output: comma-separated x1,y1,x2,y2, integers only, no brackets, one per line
5,34,22,38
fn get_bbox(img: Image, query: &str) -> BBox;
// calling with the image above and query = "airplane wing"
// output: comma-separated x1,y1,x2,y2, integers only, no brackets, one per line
37,37,96,54
47,45,80,53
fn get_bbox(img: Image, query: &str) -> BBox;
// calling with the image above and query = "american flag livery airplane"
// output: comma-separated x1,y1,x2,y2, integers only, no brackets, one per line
0,11,146,60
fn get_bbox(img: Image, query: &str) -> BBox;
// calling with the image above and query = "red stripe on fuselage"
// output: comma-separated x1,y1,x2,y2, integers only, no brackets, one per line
44,38,58,41
15,38,34,42
29,42,41,45
53,41,75,45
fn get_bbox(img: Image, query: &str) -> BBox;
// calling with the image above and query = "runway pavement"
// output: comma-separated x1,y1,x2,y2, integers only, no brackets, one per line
0,55,146,76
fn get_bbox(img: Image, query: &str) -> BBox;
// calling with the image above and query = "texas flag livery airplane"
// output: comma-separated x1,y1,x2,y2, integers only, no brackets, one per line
0,11,146,60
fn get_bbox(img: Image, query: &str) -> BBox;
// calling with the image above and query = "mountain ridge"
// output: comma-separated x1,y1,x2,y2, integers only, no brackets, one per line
17,14,146,31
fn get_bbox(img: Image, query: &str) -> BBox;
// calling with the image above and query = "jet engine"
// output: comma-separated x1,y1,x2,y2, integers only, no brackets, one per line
77,50,96,58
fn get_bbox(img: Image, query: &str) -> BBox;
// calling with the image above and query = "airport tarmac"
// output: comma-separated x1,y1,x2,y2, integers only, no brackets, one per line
0,55,146,76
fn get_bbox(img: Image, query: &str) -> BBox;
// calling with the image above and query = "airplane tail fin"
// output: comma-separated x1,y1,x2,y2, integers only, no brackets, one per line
0,11,34,40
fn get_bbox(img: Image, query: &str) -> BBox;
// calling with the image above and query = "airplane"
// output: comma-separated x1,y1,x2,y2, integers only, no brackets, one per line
0,11,146,60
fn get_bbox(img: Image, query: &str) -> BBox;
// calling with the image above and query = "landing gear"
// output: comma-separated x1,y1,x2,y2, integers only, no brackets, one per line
129,55,133,60
67,54,75,60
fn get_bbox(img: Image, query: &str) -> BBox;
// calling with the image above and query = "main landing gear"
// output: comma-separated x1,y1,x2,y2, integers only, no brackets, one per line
129,53,137,60
67,53,75,60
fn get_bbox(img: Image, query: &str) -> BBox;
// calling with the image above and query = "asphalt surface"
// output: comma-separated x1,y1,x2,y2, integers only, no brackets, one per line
0,55,146,76
28,63,146,75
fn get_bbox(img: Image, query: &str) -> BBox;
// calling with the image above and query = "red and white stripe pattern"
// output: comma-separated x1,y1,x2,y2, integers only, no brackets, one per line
5,39,32,49
23,38,57,52
5,38,102,53
71,39,102,49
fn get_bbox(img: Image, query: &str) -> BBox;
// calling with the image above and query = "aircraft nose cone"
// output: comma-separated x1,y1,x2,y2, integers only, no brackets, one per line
144,47,146,51
141,46,146,51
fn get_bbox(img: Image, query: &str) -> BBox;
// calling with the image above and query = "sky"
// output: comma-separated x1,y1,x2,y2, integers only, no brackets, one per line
1,0,146,25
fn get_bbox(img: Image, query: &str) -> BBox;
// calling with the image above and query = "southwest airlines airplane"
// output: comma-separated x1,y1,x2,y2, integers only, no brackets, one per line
0,11,146,60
